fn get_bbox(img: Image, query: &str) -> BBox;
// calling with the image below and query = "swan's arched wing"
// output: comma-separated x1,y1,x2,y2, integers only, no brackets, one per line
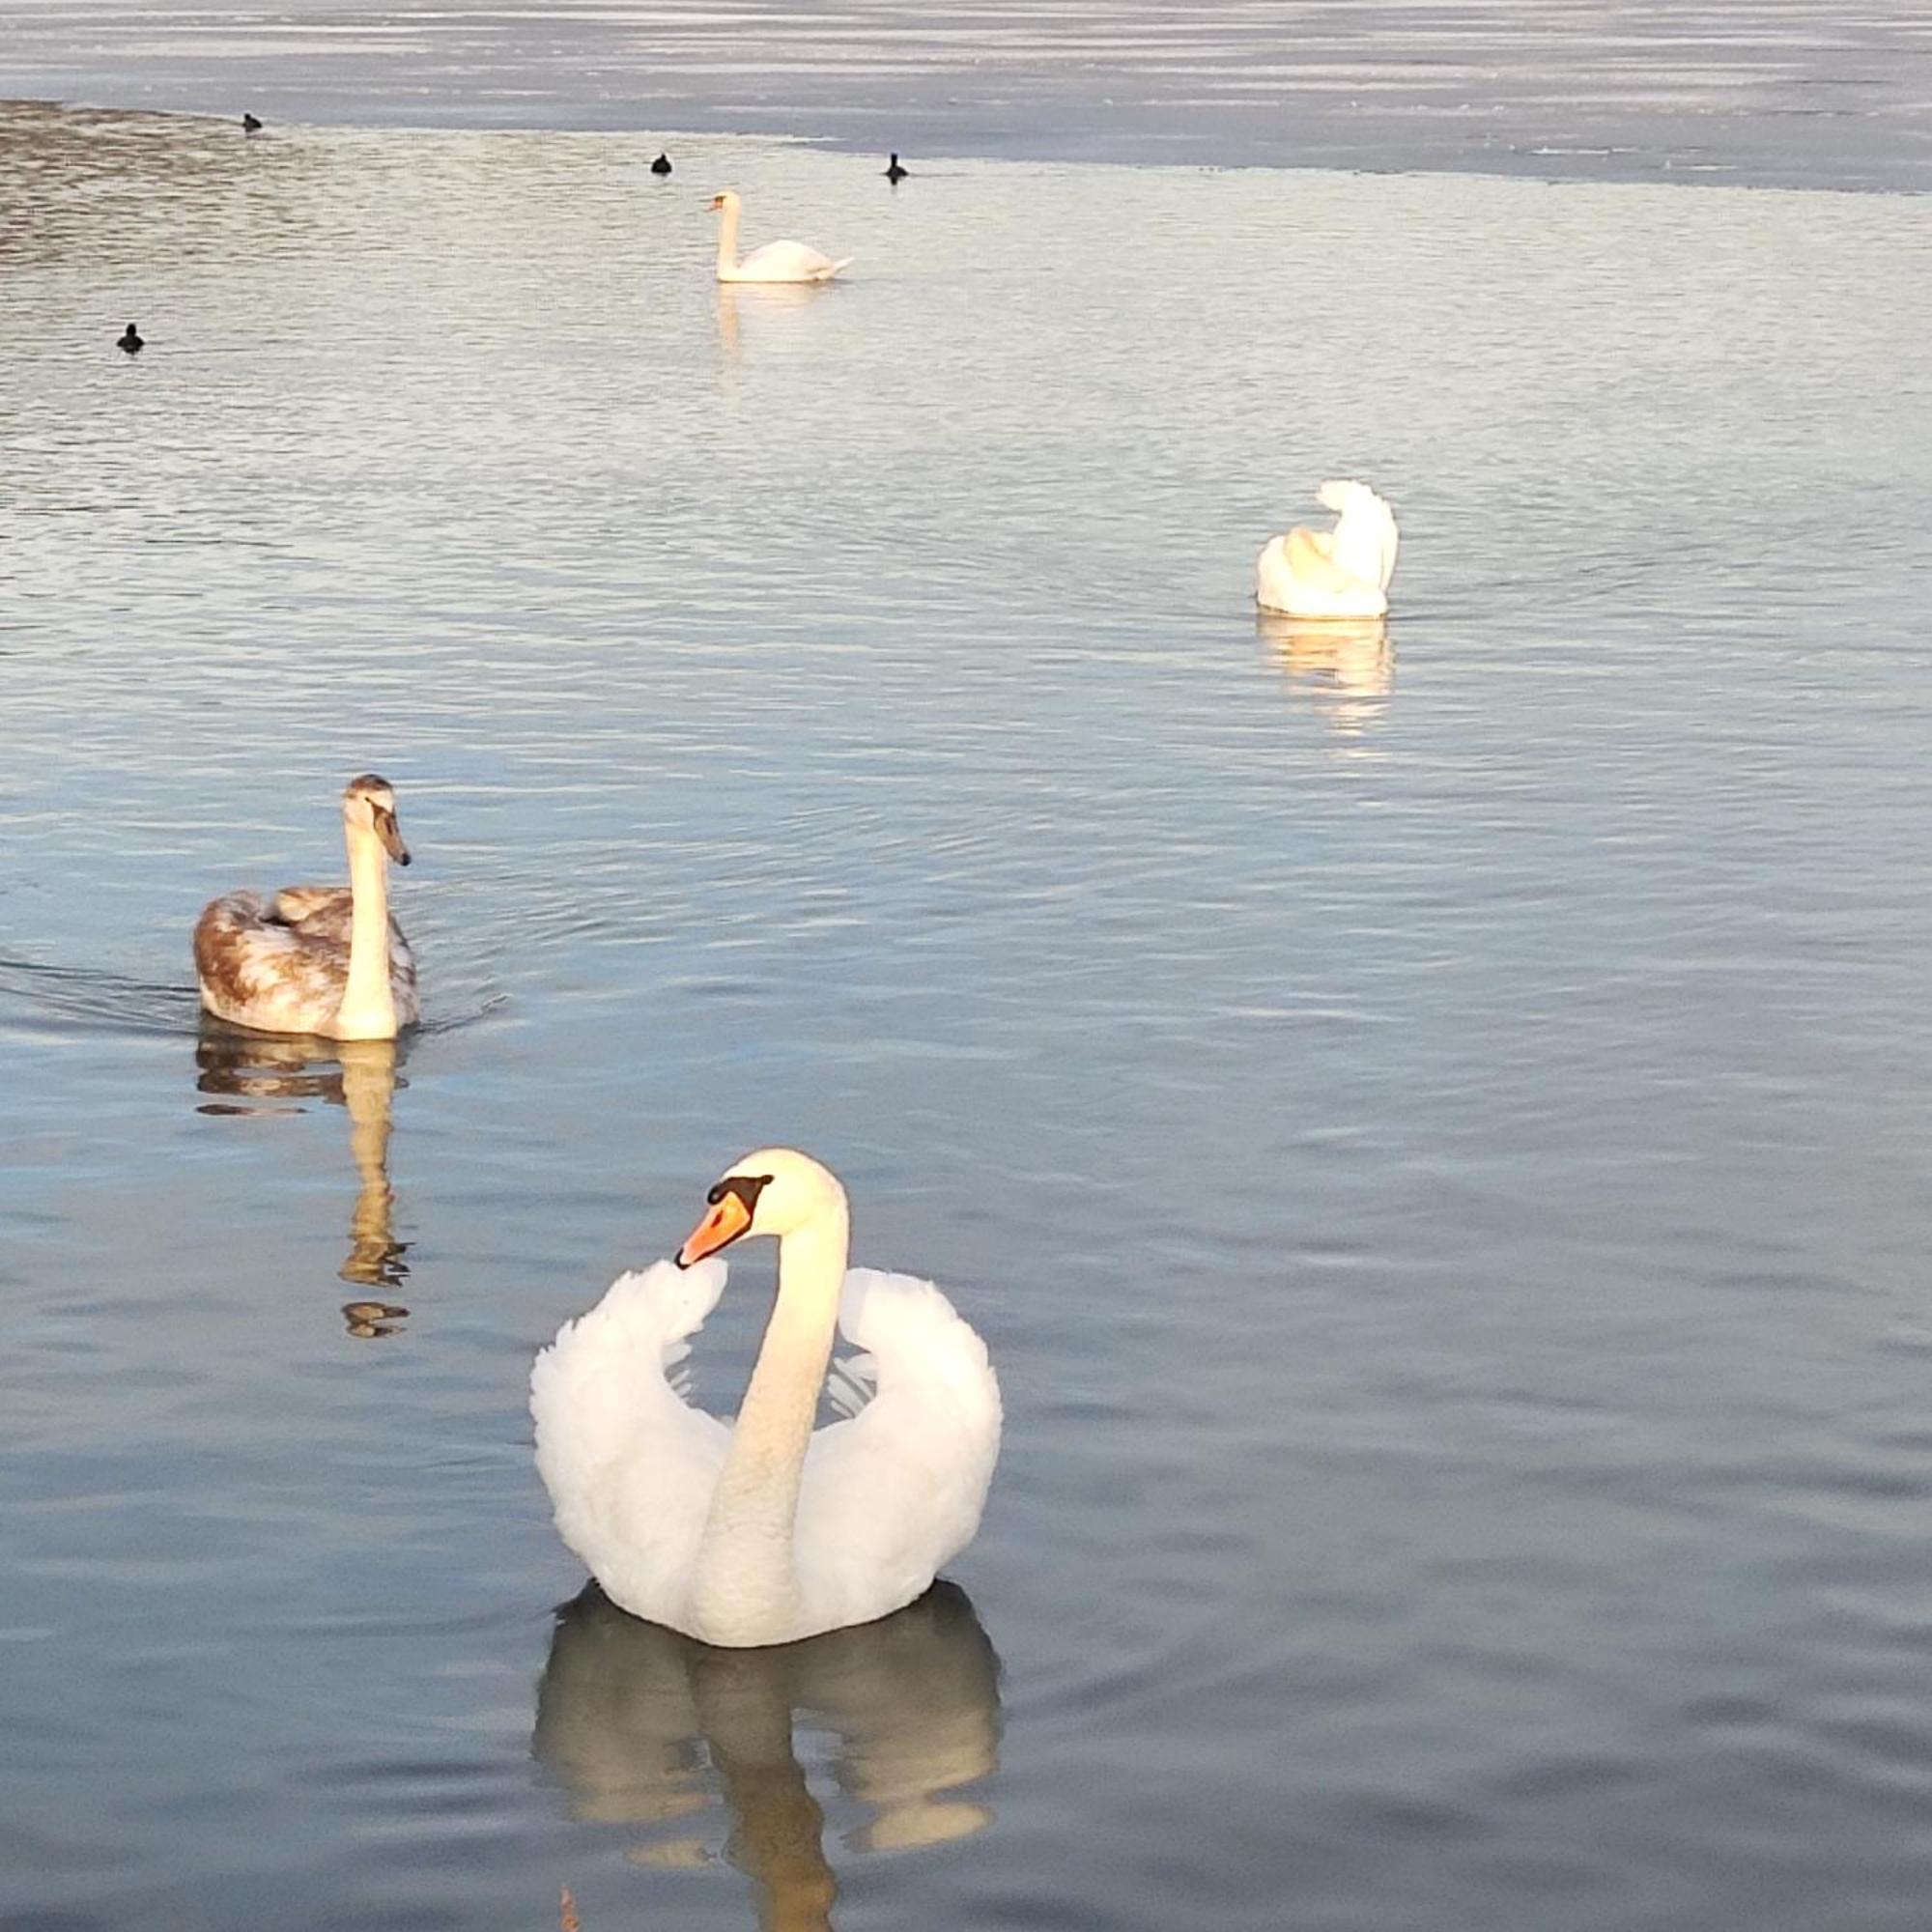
793,1270,1002,1632
1318,480,1399,594
1372,497,1399,593
532,1260,731,1628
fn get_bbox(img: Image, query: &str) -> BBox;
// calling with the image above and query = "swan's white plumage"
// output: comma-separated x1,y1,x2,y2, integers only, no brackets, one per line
532,1259,730,1636
734,239,849,283
1257,478,1400,620
532,1256,1000,1645
711,189,849,284
793,1268,1001,1633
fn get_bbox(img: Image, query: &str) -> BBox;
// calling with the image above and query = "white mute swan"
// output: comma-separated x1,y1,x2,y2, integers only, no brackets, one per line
709,190,850,284
532,1149,1001,1647
1256,479,1400,620
193,774,418,1040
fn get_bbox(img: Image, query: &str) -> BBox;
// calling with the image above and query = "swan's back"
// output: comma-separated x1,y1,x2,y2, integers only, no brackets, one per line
193,889,418,1035
730,240,849,284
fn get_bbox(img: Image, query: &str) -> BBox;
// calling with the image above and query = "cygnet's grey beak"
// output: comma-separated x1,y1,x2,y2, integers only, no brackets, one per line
374,806,411,867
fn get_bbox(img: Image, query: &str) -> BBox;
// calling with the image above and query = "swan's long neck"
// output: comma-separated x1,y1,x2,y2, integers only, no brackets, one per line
715,201,741,278
335,822,396,1040
690,1198,849,1640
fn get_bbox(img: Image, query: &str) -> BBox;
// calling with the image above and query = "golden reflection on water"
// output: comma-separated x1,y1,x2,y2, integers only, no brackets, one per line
535,1582,1001,1930
193,1027,410,1334
716,280,835,369
1259,613,1394,735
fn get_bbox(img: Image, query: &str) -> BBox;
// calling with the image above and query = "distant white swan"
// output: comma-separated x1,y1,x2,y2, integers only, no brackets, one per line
1257,479,1399,619
532,1149,1001,1647
193,774,418,1040
709,190,850,284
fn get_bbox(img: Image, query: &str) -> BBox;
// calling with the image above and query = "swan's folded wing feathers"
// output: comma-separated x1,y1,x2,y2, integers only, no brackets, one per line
271,885,352,930
195,891,352,1029
739,238,843,281
387,923,420,1023
1286,525,1355,590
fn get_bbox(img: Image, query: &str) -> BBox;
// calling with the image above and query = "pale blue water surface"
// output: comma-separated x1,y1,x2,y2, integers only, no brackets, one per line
7,0,1932,189
5,101,1932,1930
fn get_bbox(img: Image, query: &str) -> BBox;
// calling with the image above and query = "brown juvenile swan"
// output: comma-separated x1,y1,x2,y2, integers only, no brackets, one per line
194,775,419,1039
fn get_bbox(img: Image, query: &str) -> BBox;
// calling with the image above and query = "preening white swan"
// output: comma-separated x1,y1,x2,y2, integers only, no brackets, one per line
193,774,418,1041
709,190,851,284
1257,479,1400,619
532,1150,1001,1648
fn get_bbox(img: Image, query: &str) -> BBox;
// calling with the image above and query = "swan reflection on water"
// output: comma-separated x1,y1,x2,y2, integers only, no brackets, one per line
1259,613,1394,736
717,279,834,365
534,1580,1002,1927
192,1024,411,1334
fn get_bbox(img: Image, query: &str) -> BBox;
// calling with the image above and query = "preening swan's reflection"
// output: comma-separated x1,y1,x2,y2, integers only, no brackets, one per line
1259,613,1394,735
193,1025,411,1334
534,1581,1002,1928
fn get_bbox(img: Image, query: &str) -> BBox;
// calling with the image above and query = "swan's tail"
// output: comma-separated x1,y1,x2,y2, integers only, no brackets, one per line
819,257,855,281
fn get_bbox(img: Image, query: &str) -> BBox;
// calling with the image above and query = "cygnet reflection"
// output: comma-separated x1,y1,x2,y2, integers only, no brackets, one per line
1259,612,1394,735
534,1580,1002,1929
193,1024,411,1335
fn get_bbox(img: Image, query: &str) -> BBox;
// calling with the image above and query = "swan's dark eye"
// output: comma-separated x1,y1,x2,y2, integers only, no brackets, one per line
707,1174,773,1212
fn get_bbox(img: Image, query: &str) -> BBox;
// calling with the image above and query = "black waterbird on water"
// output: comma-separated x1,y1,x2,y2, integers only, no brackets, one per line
650,152,672,177
242,112,263,132
118,323,144,355
885,152,908,182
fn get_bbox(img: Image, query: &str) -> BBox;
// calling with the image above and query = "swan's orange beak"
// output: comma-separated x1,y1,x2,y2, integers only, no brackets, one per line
677,1190,752,1268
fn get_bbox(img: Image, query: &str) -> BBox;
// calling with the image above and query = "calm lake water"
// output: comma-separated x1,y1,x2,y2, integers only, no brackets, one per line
6,99,1932,1931
7,0,1932,189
